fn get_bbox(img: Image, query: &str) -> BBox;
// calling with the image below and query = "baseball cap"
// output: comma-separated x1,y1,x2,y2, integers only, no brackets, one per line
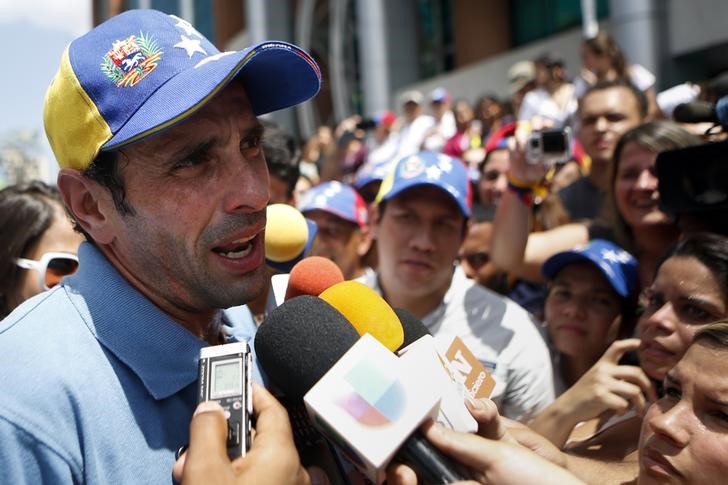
44,9,321,170
430,87,450,104
298,181,368,229
508,60,535,94
541,239,638,298
374,110,396,127
375,151,472,218
399,90,424,106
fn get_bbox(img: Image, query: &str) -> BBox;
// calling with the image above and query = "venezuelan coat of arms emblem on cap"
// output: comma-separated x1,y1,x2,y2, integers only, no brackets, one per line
100,32,163,87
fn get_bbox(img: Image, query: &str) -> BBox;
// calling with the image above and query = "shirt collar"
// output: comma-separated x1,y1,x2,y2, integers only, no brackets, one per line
64,243,210,400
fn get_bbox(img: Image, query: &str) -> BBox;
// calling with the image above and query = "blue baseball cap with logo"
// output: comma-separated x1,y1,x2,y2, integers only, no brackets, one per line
542,239,639,298
44,9,321,171
298,181,368,228
375,151,472,218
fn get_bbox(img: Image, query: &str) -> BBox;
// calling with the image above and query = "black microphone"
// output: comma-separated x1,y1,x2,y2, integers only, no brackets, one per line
673,96,728,130
255,296,356,484
255,296,469,484
393,307,431,351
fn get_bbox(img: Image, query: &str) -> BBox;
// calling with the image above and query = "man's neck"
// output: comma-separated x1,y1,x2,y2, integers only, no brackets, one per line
98,244,224,344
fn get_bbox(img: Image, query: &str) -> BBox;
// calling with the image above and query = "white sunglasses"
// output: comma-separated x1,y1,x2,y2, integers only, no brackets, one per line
15,252,80,290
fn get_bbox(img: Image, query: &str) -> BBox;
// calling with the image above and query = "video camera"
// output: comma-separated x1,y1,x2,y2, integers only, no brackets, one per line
657,138,728,234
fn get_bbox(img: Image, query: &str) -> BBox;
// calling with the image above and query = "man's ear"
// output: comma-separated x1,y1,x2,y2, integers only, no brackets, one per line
356,225,373,257
368,204,381,240
57,169,117,245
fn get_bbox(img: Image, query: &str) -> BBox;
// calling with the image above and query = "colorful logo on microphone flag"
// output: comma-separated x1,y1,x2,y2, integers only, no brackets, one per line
336,358,406,426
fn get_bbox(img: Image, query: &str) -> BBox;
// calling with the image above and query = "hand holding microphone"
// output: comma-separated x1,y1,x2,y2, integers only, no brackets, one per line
173,383,310,485
386,420,585,485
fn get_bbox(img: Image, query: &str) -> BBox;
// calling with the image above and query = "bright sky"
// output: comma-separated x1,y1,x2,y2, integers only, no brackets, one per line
0,0,92,179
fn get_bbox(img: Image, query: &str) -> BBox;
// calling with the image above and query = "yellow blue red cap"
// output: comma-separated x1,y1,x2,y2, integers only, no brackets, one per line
44,9,321,170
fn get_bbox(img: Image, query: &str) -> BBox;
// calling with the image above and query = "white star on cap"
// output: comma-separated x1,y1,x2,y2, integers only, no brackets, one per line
601,248,631,264
323,184,342,197
426,165,442,180
438,156,453,173
175,35,207,58
170,15,202,37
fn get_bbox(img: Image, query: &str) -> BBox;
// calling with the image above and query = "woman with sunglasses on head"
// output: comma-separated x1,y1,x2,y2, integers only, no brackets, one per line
0,181,83,319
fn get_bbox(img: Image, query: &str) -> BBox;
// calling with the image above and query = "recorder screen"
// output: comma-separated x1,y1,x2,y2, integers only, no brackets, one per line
211,359,242,399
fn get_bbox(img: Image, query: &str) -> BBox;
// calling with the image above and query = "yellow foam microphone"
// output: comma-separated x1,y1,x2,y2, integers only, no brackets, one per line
265,204,310,263
319,281,404,352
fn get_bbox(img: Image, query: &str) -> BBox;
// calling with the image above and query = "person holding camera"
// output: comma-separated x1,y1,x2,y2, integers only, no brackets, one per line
491,119,697,290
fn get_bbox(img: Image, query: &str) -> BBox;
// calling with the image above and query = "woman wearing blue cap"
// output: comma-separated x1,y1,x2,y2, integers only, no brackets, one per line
528,239,654,447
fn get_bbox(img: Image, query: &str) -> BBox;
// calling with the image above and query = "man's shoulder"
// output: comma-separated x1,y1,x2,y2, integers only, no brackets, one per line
1,287,89,348
452,269,527,315
451,272,545,343
0,288,103,403
0,290,103,456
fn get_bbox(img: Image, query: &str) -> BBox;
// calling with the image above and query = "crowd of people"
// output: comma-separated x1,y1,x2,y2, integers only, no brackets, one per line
2,7,728,485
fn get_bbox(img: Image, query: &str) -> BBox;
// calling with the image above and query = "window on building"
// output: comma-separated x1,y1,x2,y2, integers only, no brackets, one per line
417,0,455,78
510,0,609,46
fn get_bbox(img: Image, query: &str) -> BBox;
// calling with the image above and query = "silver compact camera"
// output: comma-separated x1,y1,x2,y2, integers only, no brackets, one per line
525,128,571,166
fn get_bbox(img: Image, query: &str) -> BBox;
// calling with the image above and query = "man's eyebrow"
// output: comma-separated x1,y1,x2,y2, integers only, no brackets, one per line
170,138,217,165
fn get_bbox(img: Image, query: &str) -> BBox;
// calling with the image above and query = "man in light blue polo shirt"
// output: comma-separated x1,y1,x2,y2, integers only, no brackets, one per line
0,9,320,484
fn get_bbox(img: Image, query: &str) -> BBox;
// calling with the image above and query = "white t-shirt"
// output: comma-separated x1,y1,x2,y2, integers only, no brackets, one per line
359,266,555,422
393,114,435,161
518,85,577,128
422,110,457,152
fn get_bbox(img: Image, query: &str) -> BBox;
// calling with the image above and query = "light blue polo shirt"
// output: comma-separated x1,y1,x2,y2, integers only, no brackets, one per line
0,242,262,484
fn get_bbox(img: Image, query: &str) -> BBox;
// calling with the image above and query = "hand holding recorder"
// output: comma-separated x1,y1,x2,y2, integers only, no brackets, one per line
173,384,309,485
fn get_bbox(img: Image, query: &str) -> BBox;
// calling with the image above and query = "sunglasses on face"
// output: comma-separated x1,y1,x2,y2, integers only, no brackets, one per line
15,252,80,290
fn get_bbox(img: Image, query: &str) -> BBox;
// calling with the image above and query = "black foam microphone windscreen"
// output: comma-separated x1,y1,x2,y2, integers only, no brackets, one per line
254,295,360,399
673,100,717,124
394,308,431,351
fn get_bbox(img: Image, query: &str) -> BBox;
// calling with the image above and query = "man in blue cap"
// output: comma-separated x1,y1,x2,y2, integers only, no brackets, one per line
362,151,555,422
298,181,370,280
0,10,319,484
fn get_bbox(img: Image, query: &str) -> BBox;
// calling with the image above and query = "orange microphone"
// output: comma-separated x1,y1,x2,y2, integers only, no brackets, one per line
285,256,344,301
